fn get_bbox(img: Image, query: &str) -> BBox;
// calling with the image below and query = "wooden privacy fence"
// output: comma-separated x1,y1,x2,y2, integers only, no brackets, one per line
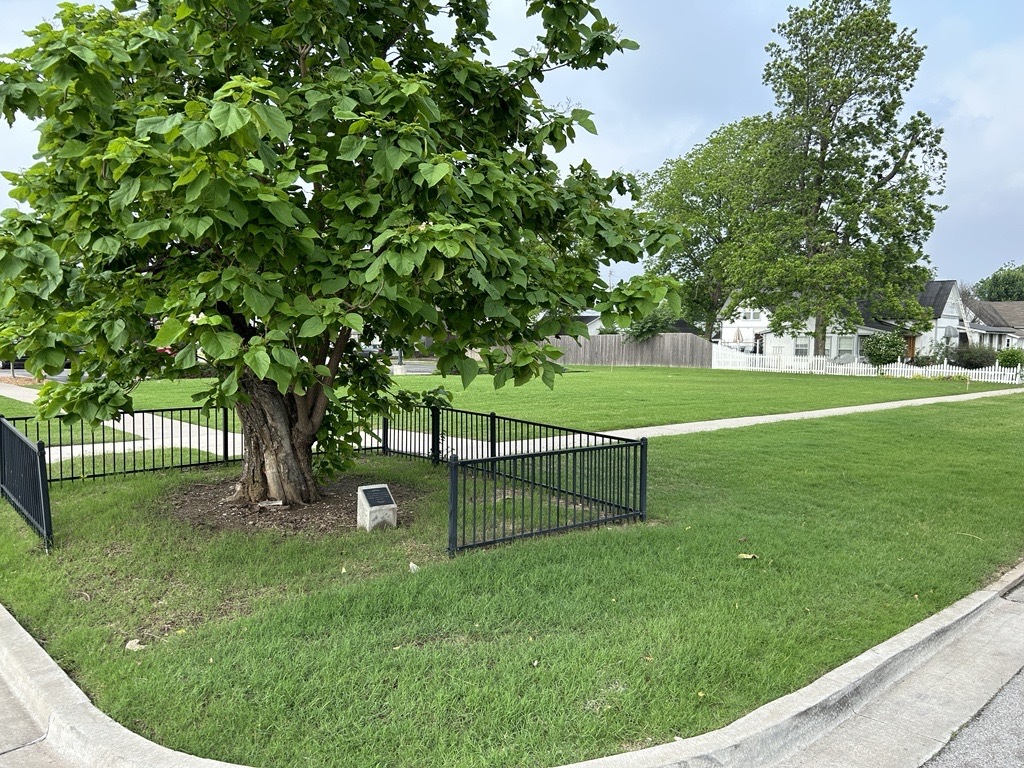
548,333,712,368
712,346,1023,385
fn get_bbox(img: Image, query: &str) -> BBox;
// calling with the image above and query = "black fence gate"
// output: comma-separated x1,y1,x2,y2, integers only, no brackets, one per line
0,417,52,552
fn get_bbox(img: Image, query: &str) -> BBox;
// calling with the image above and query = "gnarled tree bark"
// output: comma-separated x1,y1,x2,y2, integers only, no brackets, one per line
230,374,321,505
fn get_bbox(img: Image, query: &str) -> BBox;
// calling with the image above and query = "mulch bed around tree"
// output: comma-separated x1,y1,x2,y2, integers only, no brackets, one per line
164,473,421,535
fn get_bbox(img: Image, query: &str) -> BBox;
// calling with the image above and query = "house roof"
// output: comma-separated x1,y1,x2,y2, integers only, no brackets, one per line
966,300,1024,331
917,280,956,320
669,318,703,335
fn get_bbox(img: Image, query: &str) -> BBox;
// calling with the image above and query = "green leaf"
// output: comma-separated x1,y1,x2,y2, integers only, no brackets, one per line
136,113,184,138
250,103,292,141
297,316,327,338
244,346,272,378
455,356,479,389
109,177,141,210
344,312,364,334
338,136,368,162
266,200,298,226
384,146,411,171
209,101,251,137
484,297,507,318
242,286,275,318
200,330,243,360
271,346,300,370
125,218,170,240
151,318,187,347
419,162,451,187
68,45,98,65
180,121,218,150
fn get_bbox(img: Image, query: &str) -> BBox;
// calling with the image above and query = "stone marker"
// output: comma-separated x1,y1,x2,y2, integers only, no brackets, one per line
357,484,397,531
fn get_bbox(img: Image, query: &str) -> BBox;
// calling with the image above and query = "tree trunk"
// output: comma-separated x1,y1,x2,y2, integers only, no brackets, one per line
230,375,320,505
813,313,828,356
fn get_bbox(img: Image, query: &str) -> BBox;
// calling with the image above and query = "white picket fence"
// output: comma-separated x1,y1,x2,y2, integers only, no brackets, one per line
712,346,1023,385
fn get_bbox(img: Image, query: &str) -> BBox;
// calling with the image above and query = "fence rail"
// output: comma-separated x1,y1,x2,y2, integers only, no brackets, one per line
0,417,52,551
1,404,645,555
712,346,1023,384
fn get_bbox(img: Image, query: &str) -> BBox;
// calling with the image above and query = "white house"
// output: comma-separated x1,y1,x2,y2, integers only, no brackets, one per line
719,280,1021,361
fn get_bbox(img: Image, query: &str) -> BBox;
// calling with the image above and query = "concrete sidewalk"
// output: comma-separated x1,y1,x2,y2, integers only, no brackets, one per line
606,386,1024,440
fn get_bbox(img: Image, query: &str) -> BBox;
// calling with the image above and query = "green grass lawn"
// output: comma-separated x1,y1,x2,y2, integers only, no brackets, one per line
400,366,1011,431
2,391,1023,768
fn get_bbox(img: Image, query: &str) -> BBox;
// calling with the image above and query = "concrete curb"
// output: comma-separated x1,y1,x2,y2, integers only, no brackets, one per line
2,561,1023,768
560,560,1024,768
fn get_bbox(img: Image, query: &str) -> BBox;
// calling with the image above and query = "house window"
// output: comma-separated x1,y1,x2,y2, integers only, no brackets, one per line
741,309,761,321
794,337,810,357
838,336,855,357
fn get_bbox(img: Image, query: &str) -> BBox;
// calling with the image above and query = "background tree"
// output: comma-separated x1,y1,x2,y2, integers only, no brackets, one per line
738,0,946,354
0,0,672,505
620,300,680,343
639,115,792,342
974,262,1024,301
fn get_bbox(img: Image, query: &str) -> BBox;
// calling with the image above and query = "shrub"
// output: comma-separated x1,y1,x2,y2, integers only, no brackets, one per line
950,343,997,369
913,340,953,367
996,347,1024,368
861,331,907,366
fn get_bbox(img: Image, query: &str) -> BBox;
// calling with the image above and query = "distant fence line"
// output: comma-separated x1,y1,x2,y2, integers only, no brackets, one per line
547,333,712,368
712,346,1023,385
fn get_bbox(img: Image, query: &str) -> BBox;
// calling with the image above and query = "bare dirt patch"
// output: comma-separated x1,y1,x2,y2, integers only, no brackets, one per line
0,374,42,386
164,474,422,535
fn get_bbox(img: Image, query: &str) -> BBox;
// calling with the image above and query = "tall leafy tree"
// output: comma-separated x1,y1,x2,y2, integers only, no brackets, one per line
0,0,671,504
639,115,792,341
740,0,945,353
975,262,1024,301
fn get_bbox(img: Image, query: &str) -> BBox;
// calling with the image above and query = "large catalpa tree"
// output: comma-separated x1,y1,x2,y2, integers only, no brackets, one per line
0,0,672,504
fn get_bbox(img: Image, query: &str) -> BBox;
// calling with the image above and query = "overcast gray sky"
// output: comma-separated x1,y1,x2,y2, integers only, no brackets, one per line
2,1,1022,284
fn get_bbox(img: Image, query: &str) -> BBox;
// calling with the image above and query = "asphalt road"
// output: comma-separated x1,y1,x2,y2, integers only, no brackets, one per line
922,585,1024,768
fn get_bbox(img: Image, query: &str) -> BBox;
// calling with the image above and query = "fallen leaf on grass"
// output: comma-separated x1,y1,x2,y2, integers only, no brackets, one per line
737,553,758,560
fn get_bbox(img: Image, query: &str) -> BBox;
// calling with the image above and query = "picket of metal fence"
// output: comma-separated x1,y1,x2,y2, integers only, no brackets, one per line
1,404,647,555
0,417,53,552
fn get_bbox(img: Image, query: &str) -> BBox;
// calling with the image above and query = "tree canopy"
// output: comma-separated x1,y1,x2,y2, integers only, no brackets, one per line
974,262,1024,302
639,115,791,341
0,0,672,504
729,0,945,351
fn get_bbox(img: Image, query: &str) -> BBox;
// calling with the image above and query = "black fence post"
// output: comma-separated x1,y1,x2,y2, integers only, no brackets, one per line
0,415,6,497
36,441,53,553
447,453,459,557
430,406,441,465
222,407,230,464
382,416,390,455
488,412,497,458
639,438,648,521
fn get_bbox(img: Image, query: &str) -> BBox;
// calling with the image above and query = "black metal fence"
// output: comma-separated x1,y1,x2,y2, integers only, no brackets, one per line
447,439,647,555
5,407,240,483
1,405,647,554
0,417,53,552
